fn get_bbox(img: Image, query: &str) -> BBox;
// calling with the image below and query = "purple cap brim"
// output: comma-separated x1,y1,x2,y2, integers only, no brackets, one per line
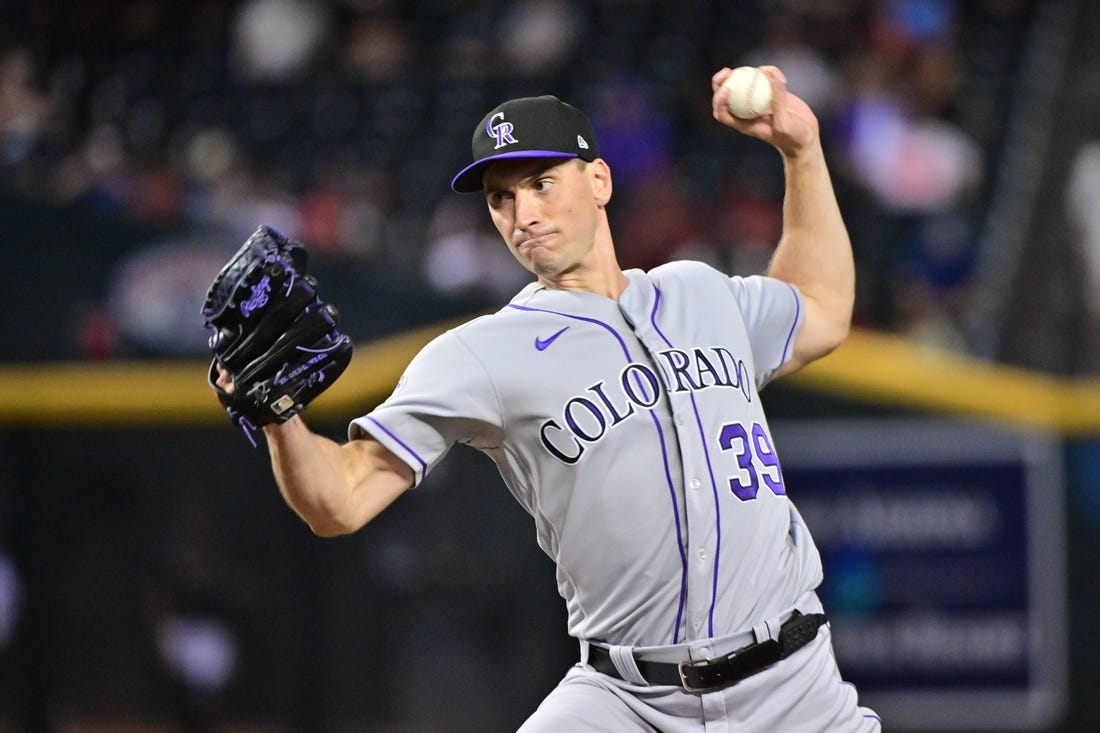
450,150,579,193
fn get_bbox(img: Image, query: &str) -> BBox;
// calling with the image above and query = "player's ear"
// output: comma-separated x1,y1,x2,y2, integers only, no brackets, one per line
589,158,612,207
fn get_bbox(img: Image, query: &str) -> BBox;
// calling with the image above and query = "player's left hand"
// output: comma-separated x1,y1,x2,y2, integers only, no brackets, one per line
711,65,821,159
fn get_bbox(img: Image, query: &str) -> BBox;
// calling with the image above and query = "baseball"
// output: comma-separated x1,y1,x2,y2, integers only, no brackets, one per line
722,66,773,119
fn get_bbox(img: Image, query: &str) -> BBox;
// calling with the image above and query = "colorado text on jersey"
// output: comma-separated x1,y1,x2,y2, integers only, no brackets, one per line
538,346,751,464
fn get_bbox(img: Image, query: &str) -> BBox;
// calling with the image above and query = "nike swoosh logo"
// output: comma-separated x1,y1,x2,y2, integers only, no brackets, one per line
535,327,569,351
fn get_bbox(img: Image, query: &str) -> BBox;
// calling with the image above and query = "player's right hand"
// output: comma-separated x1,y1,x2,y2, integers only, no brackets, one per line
711,65,820,159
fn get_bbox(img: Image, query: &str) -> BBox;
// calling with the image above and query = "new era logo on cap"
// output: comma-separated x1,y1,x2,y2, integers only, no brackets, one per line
451,95,600,192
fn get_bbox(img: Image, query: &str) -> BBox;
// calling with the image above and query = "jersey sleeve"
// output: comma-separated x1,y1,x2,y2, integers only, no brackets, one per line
725,274,803,388
348,330,502,487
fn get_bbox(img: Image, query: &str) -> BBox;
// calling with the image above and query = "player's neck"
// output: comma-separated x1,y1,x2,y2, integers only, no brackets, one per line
539,268,628,299
538,235,628,299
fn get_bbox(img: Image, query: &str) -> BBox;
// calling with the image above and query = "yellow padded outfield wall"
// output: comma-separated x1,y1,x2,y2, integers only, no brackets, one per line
2,324,1100,435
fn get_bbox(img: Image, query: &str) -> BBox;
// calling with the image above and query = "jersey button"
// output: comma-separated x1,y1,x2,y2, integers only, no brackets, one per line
697,547,707,560
689,478,701,490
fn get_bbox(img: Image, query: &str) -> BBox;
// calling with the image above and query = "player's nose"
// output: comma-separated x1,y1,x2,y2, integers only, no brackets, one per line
513,189,541,231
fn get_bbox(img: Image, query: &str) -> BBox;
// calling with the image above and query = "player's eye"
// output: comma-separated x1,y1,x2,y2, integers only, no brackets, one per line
487,191,512,208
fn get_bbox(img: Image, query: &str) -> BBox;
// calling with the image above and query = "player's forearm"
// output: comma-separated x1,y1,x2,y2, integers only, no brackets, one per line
769,142,854,347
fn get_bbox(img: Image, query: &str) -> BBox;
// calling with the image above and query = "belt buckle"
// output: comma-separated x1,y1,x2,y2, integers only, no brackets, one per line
676,657,716,693
677,638,783,693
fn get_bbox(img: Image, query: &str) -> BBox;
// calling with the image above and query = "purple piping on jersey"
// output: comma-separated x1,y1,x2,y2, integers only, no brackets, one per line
508,302,690,644
691,393,723,638
781,282,801,366
363,416,428,474
647,283,725,639
643,408,689,643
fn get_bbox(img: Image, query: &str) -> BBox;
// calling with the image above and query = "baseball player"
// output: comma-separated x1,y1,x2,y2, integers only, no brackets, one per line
219,65,881,731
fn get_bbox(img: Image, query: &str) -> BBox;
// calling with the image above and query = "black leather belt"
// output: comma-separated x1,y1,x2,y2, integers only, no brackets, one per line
588,611,827,693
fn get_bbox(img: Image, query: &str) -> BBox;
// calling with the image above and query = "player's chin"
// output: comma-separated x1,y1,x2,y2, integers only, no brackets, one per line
517,244,556,273
530,247,568,271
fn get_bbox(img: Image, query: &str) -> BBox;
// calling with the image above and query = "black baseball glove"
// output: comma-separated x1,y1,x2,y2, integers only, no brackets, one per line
201,225,353,445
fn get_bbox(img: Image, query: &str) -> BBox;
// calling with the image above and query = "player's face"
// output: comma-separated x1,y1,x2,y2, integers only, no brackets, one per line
482,158,607,281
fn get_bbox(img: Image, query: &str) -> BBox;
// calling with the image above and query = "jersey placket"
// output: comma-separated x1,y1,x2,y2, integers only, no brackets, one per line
619,282,720,645
668,386,721,642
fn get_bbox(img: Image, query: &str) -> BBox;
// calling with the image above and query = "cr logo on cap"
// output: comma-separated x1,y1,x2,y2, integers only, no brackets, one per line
487,111,518,149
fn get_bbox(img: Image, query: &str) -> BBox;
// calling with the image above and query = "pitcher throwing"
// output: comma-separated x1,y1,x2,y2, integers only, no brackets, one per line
209,65,882,731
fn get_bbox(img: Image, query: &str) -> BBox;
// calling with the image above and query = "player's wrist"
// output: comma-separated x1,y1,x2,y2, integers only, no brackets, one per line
780,137,827,171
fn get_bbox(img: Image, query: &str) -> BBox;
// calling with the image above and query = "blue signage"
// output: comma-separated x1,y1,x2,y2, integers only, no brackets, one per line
775,418,1067,730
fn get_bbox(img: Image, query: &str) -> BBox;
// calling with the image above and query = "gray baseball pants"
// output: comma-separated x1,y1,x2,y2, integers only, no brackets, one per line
518,625,881,733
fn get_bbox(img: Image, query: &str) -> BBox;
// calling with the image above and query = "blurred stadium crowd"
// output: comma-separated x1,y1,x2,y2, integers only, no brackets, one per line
0,0,1049,361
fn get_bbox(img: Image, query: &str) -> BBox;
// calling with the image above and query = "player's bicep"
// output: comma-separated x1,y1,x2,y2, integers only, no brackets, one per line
337,436,415,531
771,293,824,379
773,286,850,379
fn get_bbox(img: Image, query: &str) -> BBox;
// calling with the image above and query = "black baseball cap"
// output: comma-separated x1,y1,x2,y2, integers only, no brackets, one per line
450,95,600,193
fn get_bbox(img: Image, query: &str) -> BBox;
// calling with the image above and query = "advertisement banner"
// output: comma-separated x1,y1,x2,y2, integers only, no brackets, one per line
776,418,1067,730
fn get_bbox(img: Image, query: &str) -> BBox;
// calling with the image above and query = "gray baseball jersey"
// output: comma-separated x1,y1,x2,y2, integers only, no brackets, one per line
350,260,825,649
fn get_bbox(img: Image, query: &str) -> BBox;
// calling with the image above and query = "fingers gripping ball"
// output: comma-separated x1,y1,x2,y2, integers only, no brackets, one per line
201,225,353,445
722,66,773,119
